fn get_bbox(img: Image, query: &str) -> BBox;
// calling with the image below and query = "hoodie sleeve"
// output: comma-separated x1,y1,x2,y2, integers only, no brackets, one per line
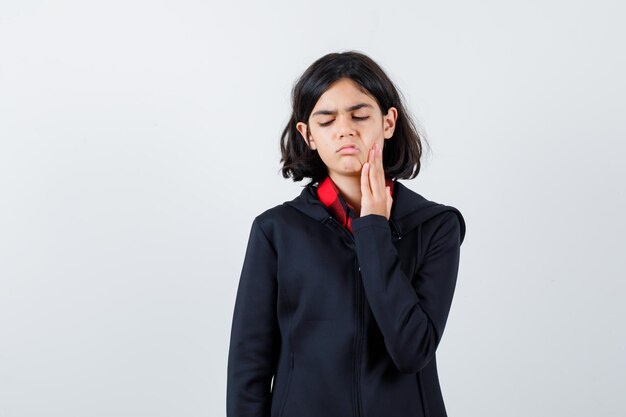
351,211,462,374
227,217,280,417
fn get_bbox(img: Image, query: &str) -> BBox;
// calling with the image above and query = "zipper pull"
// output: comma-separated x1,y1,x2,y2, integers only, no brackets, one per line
389,219,402,241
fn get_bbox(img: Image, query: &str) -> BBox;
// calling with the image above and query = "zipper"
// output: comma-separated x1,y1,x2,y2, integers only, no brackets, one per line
324,216,363,417
389,218,403,241
324,216,355,245
325,216,403,242
324,215,403,417
354,259,364,417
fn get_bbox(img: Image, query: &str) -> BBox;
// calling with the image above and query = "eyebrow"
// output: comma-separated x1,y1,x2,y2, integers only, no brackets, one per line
311,102,374,117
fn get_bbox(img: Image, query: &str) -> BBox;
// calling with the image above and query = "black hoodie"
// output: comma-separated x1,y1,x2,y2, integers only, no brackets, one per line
227,180,466,417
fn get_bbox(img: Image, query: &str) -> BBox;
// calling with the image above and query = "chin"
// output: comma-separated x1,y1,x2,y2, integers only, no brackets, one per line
338,168,362,177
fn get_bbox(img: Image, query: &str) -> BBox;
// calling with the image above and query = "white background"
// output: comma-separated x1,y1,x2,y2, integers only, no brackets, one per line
1,1,624,416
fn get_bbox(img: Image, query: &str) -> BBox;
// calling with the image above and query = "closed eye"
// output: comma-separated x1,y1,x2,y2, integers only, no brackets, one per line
319,116,369,127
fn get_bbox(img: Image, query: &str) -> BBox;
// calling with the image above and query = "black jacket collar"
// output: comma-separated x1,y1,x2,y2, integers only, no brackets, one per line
283,181,466,244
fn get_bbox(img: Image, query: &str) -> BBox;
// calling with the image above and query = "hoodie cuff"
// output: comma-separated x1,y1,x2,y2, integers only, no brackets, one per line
351,214,391,234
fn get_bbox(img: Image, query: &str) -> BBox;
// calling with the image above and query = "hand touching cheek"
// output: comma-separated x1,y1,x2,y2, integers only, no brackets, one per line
360,142,393,219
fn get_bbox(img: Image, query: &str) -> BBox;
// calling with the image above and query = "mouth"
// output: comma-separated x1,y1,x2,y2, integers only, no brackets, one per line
337,145,358,153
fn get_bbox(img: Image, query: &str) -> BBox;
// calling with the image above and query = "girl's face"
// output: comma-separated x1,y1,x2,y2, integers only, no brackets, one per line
296,77,397,180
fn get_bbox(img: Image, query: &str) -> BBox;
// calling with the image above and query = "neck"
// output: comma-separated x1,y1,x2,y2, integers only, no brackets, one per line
328,172,363,216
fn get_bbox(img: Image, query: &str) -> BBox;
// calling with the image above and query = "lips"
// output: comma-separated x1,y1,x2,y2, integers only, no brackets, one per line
337,145,359,155
337,144,357,152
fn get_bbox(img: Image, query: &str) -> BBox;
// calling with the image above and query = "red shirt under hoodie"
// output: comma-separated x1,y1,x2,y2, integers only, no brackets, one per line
316,175,395,234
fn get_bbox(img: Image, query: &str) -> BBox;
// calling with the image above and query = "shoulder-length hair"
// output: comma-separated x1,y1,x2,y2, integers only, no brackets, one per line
279,50,428,186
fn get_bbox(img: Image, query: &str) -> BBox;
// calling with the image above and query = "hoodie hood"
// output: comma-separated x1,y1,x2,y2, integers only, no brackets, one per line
283,180,466,244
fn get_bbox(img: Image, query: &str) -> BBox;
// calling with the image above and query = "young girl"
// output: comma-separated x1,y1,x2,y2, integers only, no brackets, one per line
227,51,466,417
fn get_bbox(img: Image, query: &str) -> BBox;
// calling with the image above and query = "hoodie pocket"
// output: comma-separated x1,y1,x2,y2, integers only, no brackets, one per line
278,352,294,417
416,371,430,417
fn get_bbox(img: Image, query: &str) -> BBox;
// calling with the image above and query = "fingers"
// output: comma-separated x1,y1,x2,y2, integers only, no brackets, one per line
368,143,385,197
361,142,389,218
361,159,371,198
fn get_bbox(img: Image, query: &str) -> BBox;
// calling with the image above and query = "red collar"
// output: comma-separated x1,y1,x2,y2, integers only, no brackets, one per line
316,175,394,233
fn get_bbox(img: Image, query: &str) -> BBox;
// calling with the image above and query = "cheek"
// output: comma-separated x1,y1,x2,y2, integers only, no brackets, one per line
318,145,336,160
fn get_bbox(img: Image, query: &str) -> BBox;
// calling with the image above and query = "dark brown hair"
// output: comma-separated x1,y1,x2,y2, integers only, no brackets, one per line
279,50,429,186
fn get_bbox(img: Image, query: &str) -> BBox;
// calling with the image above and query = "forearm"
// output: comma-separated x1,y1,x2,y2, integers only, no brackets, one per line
351,212,461,374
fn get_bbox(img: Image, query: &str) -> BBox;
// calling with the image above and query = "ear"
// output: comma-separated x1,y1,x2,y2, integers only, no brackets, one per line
382,107,398,140
296,121,316,150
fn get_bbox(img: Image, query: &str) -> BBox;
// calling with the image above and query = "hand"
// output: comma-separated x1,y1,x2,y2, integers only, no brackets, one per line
360,142,393,219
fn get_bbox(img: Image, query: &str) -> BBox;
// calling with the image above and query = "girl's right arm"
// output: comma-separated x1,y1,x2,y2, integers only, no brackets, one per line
226,217,280,417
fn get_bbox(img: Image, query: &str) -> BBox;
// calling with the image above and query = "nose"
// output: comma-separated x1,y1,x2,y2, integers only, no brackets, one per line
336,114,356,138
